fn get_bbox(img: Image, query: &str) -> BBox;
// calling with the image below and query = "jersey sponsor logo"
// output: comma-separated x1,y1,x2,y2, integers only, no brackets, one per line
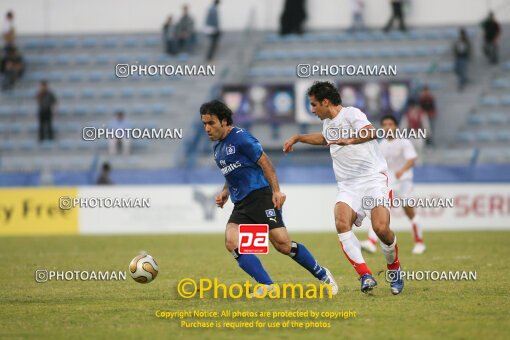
239,224,269,254
265,209,276,217
220,161,242,175
226,145,236,155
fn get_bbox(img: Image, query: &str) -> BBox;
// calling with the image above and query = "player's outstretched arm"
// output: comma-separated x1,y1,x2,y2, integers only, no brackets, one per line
396,158,416,179
215,181,229,208
257,152,286,209
283,133,327,153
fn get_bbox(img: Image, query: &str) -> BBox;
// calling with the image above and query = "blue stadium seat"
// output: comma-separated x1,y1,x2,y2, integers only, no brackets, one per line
496,130,510,142
455,131,475,142
488,113,507,124
82,38,99,48
80,88,95,99
94,54,110,65
55,55,72,65
467,115,484,125
476,130,495,142
67,71,85,82
143,37,161,47
150,104,166,114
100,88,116,99
139,88,155,98
62,38,78,48
75,55,90,65
101,38,118,48
480,96,500,106
492,78,510,88
501,96,510,105
121,37,138,47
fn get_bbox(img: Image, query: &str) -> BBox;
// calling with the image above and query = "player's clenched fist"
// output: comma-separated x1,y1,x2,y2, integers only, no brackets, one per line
283,135,299,153
272,191,286,209
215,190,229,208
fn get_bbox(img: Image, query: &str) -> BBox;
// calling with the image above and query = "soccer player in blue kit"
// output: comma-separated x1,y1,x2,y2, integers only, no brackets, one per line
200,100,338,295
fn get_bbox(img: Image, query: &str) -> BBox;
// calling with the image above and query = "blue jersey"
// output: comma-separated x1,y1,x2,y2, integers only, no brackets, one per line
213,127,269,203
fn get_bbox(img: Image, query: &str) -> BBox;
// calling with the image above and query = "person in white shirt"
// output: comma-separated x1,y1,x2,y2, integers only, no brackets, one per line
283,81,404,295
108,111,132,156
361,115,426,254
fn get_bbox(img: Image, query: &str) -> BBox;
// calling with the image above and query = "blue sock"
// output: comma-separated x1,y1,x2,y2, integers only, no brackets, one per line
232,249,273,285
289,241,326,280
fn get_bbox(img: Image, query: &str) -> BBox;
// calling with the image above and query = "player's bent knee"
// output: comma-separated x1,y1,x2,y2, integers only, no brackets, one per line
274,242,291,255
335,218,352,233
225,239,237,252
372,221,389,234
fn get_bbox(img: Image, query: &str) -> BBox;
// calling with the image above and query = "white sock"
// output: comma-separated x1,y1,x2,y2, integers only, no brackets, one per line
338,231,365,264
380,235,400,270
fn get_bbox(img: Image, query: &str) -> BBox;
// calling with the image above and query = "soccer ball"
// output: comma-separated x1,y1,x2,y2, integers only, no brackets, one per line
129,253,159,283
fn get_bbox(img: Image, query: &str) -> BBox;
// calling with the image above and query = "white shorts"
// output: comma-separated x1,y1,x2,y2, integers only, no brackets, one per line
336,172,392,227
391,179,414,200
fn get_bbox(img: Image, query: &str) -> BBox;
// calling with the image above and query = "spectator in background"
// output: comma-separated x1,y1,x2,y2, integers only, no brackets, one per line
162,16,178,55
176,5,195,53
481,12,501,65
418,86,437,145
453,28,471,91
36,80,57,141
349,0,365,32
97,162,113,185
383,0,406,32
1,46,24,90
2,11,15,49
400,99,430,161
279,0,307,35
205,0,221,62
108,111,131,156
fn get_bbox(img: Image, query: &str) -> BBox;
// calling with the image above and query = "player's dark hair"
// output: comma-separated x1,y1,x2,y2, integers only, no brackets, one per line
200,100,233,125
381,114,398,126
307,81,342,105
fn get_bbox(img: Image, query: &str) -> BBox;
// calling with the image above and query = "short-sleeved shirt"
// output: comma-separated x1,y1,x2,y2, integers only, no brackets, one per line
322,106,387,182
213,127,269,203
379,138,417,181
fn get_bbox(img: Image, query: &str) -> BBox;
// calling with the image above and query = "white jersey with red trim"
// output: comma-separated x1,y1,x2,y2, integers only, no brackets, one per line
379,138,417,182
322,106,388,182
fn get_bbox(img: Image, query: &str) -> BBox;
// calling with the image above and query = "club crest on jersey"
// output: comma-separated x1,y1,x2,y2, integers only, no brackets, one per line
226,145,236,155
265,209,276,218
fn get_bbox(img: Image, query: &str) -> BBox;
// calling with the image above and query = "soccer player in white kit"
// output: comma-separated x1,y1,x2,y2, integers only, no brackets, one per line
360,114,426,254
283,81,404,295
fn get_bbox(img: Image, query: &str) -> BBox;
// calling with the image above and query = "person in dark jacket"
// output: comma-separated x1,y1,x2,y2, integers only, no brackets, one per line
481,12,501,64
279,0,307,35
205,0,221,61
36,80,57,141
453,28,471,91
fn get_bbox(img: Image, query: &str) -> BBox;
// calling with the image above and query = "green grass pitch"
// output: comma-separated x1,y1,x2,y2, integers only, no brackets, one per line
1,231,509,339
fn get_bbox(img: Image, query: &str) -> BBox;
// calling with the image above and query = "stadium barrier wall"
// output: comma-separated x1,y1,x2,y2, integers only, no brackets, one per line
78,184,510,235
0,187,78,236
2,184,508,236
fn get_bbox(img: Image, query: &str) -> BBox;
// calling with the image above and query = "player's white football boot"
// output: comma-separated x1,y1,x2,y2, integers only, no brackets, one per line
412,242,426,255
360,240,377,253
249,284,277,297
320,267,339,295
